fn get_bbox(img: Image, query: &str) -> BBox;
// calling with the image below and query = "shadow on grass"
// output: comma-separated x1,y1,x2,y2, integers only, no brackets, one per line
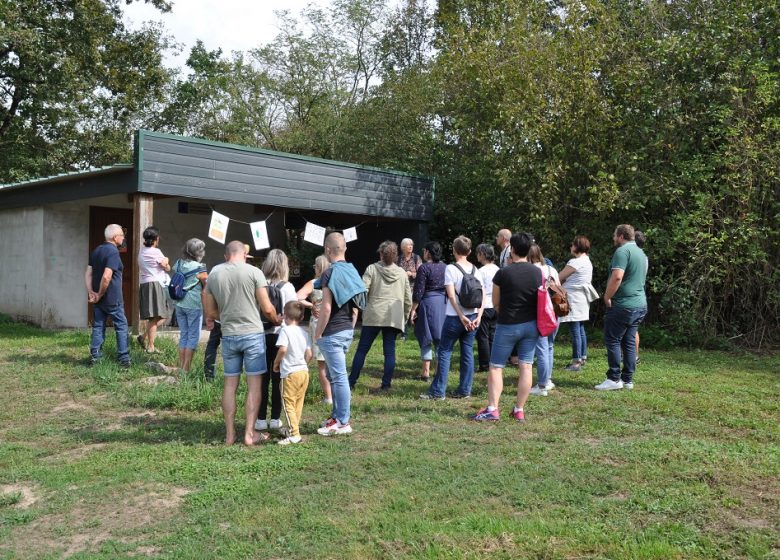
71,415,226,445
5,351,88,368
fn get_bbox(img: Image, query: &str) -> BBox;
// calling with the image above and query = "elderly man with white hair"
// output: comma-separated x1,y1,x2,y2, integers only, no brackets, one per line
85,223,130,367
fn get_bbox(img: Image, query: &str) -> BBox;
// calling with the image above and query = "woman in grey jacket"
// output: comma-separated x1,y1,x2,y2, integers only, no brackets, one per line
348,241,412,391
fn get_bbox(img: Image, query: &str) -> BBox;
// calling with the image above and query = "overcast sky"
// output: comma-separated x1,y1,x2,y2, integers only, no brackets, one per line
122,0,336,71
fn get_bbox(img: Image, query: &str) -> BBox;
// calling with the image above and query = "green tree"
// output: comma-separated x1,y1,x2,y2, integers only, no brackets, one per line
0,0,173,182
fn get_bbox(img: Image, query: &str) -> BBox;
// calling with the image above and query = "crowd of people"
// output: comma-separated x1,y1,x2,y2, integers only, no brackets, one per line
85,223,648,444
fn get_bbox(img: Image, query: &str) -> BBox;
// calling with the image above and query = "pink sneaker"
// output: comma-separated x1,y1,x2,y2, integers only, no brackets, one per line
511,408,526,422
473,408,500,421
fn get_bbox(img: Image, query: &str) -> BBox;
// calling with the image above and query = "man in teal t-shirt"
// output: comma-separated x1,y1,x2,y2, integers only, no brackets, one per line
595,224,648,391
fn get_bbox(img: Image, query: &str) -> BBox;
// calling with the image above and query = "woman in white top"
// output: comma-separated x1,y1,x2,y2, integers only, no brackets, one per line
296,254,333,405
475,243,499,373
528,244,561,396
137,226,171,353
558,235,597,372
421,235,484,400
256,249,298,432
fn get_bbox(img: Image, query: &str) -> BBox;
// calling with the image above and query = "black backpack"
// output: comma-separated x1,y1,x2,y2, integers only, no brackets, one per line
262,281,287,328
453,263,484,309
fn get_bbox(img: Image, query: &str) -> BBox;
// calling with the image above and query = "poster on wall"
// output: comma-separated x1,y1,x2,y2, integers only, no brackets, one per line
303,222,326,246
250,220,270,250
208,211,229,244
343,227,358,243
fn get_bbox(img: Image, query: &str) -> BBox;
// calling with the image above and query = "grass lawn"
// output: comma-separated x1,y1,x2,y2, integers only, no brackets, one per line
0,317,778,559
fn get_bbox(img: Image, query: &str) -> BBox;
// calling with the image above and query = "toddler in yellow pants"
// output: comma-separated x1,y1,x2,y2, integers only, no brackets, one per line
273,301,312,445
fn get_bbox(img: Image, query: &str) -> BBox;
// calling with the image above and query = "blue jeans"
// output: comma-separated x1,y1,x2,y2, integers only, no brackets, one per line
603,306,647,383
428,314,477,398
176,306,203,350
90,303,130,364
569,321,588,361
535,322,559,387
318,329,354,424
349,325,399,389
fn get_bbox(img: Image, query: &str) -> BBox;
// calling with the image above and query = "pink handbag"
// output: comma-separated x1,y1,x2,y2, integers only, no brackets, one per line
537,277,557,336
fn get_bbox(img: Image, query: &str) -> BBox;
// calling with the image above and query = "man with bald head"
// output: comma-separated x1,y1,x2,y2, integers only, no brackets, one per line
203,240,280,445
313,232,366,436
85,223,130,367
496,229,512,268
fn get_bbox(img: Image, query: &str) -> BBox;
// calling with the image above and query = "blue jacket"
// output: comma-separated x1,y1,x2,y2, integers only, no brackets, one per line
313,261,366,307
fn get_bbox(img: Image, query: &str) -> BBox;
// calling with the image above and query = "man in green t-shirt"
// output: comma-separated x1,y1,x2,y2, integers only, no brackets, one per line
595,224,648,391
203,240,280,446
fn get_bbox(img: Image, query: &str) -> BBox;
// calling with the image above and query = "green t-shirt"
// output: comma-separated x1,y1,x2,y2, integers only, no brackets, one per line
205,262,268,336
609,241,647,309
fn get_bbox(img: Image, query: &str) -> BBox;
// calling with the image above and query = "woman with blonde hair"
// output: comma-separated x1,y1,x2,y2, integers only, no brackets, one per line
255,249,298,432
296,254,333,404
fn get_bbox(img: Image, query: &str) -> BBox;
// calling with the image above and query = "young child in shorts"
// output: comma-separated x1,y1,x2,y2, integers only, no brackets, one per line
273,301,313,445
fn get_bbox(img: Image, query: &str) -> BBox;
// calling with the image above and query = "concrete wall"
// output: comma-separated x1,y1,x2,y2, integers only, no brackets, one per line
0,207,45,324
0,195,133,328
41,201,91,327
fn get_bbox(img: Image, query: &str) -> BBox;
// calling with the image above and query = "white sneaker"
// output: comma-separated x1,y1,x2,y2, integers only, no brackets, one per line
254,419,268,431
544,381,555,390
317,418,352,436
594,379,624,391
529,386,548,396
623,382,634,390
269,419,282,430
320,398,333,405
278,436,302,445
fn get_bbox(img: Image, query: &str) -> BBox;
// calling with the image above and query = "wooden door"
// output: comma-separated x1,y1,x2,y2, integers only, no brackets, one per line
88,207,134,326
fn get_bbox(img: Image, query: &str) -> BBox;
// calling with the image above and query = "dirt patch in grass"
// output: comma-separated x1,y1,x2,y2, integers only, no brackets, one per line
707,474,780,535
46,443,109,463
0,483,40,508
103,411,158,432
4,484,189,557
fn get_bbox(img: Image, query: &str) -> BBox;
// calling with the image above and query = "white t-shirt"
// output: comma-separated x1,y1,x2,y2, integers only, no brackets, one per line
478,263,499,309
562,254,593,288
536,263,560,285
276,324,310,377
444,262,479,316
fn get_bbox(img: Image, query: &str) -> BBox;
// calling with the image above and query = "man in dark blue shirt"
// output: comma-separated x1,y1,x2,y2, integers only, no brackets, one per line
85,224,130,367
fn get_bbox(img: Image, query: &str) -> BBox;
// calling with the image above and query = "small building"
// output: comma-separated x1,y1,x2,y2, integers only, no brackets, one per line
0,130,435,328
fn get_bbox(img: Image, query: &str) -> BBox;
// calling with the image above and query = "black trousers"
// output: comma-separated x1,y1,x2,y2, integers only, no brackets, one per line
259,333,282,421
476,308,497,370
203,321,222,379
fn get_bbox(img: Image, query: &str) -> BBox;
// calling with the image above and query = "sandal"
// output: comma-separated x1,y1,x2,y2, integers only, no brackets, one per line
418,375,431,382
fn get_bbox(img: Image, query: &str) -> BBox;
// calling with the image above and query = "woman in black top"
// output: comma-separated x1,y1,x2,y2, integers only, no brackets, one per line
474,232,542,423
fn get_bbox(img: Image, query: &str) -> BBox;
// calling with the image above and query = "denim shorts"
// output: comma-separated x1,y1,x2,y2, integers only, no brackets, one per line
222,333,266,376
490,320,538,366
